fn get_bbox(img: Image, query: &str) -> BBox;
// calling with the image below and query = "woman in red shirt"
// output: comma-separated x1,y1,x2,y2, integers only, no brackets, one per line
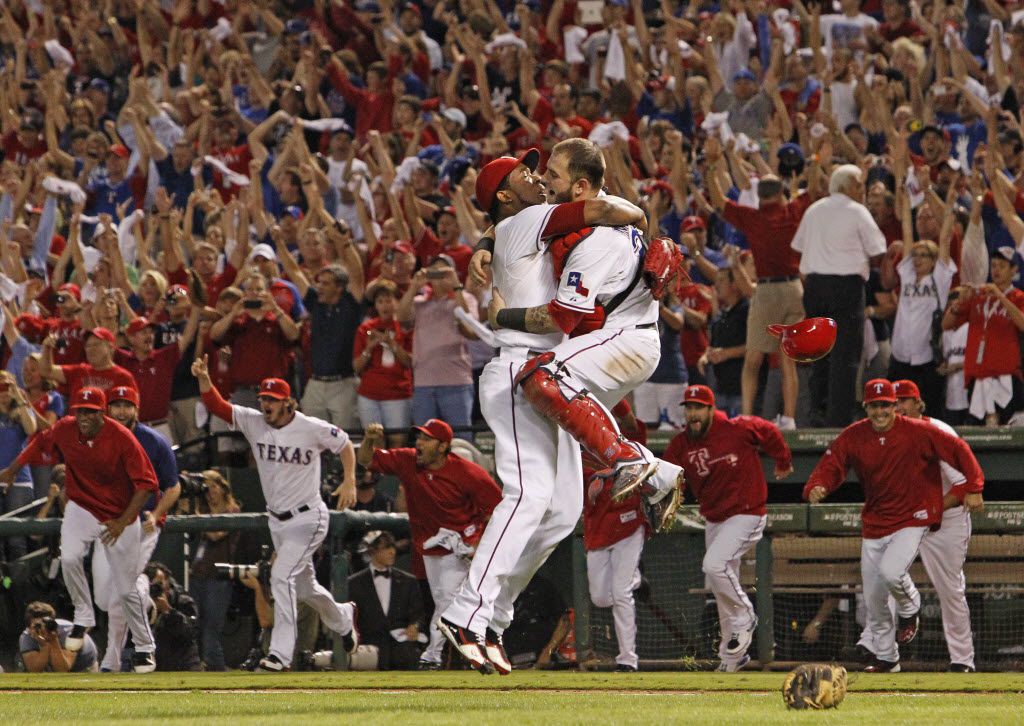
354,280,413,447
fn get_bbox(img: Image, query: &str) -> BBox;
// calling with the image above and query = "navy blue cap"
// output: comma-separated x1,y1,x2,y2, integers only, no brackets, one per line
284,19,309,35
88,78,110,93
778,142,805,161
732,69,757,83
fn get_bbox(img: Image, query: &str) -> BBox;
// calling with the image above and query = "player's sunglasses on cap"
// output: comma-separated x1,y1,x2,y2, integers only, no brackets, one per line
893,379,921,400
258,378,291,400
108,385,140,407
475,148,540,212
863,378,897,404
413,418,453,444
682,384,715,407
71,387,106,411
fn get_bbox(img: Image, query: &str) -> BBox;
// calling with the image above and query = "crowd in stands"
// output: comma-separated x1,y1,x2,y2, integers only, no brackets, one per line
3,0,1024,669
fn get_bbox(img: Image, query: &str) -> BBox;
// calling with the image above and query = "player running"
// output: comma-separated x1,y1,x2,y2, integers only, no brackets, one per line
192,356,360,672
0,387,159,673
804,379,984,673
662,385,793,671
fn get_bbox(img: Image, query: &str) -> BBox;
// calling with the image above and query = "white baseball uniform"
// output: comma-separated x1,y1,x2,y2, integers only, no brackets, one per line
230,406,356,668
444,203,584,636
586,525,644,669
92,527,159,671
705,514,765,666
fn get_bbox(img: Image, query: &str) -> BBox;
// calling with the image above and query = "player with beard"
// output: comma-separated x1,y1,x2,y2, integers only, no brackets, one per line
661,385,793,671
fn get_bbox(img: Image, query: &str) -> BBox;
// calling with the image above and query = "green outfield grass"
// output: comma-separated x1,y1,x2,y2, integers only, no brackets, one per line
1,671,1022,725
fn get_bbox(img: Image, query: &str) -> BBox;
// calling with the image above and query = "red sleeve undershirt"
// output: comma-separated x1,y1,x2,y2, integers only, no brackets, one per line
540,201,586,239
547,300,585,334
201,386,234,423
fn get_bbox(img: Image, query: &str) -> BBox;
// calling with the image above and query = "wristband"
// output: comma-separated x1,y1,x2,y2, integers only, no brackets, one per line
475,236,495,254
495,307,529,332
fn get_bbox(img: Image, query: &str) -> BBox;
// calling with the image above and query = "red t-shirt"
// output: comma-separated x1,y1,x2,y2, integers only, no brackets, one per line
48,317,86,365
216,313,293,386
59,363,138,398
169,262,236,307
1,130,46,165
114,345,181,422
353,318,413,400
721,195,809,279
370,448,502,556
583,416,649,550
18,416,158,522
412,228,473,282
678,283,713,368
208,143,253,201
663,412,791,523
803,415,984,538
952,288,1024,384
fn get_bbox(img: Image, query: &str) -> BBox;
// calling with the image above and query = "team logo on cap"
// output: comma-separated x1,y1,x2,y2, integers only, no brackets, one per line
81,390,93,400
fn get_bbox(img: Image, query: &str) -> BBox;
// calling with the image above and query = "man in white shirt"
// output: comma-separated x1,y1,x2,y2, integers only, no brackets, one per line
792,164,886,426
818,0,879,54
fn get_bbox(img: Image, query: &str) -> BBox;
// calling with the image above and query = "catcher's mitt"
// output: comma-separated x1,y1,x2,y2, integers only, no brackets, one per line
781,663,848,710
643,237,687,299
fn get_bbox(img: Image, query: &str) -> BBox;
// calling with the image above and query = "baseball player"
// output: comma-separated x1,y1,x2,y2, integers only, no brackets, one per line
483,139,685,513
891,379,976,672
192,356,360,672
583,400,650,672
439,150,645,674
662,385,794,672
804,379,984,673
91,385,180,671
358,418,502,670
0,386,159,673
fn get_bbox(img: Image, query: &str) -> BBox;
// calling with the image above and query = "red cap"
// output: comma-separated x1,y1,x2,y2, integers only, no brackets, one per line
85,327,116,345
108,385,140,407
258,378,291,400
15,313,47,341
475,149,540,213
108,143,130,159
645,180,673,197
167,284,190,297
400,1,422,16
893,379,921,400
58,283,81,301
864,378,897,404
681,215,706,232
125,317,155,336
682,384,716,407
767,317,837,363
71,386,106,411
413,418,453,443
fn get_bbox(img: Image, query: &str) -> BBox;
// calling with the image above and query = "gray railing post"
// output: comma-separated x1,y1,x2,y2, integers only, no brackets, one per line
755,535,774,667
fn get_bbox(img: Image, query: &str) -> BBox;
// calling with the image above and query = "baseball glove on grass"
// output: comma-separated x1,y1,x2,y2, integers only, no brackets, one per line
781,663,848,709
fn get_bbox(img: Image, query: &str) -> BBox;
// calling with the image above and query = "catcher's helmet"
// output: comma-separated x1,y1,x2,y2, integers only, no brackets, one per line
767,317,837,363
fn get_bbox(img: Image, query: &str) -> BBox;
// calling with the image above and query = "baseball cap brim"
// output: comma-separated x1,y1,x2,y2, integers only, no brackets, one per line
257,391,289,401
71,401,105,411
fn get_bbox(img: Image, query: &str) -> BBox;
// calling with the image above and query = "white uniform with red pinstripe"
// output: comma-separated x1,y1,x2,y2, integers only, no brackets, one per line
443,204,584,636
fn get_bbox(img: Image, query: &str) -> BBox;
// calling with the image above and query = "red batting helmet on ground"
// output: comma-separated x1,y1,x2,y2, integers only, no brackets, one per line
767,317,837,363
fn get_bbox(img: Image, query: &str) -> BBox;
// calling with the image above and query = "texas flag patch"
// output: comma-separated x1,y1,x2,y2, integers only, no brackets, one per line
566,271,589,296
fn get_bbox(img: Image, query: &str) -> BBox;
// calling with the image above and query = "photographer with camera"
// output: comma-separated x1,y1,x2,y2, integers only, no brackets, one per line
91,385,180,672
186,470,241,671
143,562,202,671
19,601,98,672
192,356,360,673
44,283,87,365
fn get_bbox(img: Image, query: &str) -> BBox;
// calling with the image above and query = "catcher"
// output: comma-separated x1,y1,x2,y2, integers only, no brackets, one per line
782,663,848,710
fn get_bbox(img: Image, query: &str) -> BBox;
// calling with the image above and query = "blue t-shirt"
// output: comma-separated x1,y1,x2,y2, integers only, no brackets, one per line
19,618,97,671
132,422,179,515
6,336,40,387
649,306,689,385
0,411,31,485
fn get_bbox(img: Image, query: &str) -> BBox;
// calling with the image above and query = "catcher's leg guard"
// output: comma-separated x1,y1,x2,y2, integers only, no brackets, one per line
517,359,640,468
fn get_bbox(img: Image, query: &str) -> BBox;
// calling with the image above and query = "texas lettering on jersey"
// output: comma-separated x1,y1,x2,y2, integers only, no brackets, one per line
688,448,739,476
253,442,316,465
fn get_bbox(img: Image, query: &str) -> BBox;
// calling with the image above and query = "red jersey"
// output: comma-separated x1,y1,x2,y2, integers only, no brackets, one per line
216,313,293,386
326,61,394,140
370,448,502,556
168,262,236,307
208,144,253,201
663,412,792,523
721,195,809,279
353,318,413,400
583,415,648,550
60,363,138,398
678,283,713,368
951,287,1024,384
114,345,181,422
803,416,984,539
1,130,46,165
412,228,473,282
49,318,86,365
18,416,158,522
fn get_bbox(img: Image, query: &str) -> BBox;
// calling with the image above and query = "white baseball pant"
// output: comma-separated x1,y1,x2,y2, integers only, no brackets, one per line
704,514,765,664
858,525,927,663
267,501,355,667
444,350,583,636
421,552,471,664
919,507,974,669
545,327,684,498
586,527,644,668
60,500,155,654
92,525,161,670
633,381,685,428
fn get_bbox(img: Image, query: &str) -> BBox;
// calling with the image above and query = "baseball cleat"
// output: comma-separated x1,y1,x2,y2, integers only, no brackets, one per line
949,663,975,673
716,654,750,672
896,612,920,645
132,651,156,674
417,659,442,671
645,477,683,533
341,601,360,654
863,658,901,673
484,628,512,675
610,460,659,502
65,624,89,652
257,653,288,672
615,664,638,672
725,616,757,657
437,617,494,674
